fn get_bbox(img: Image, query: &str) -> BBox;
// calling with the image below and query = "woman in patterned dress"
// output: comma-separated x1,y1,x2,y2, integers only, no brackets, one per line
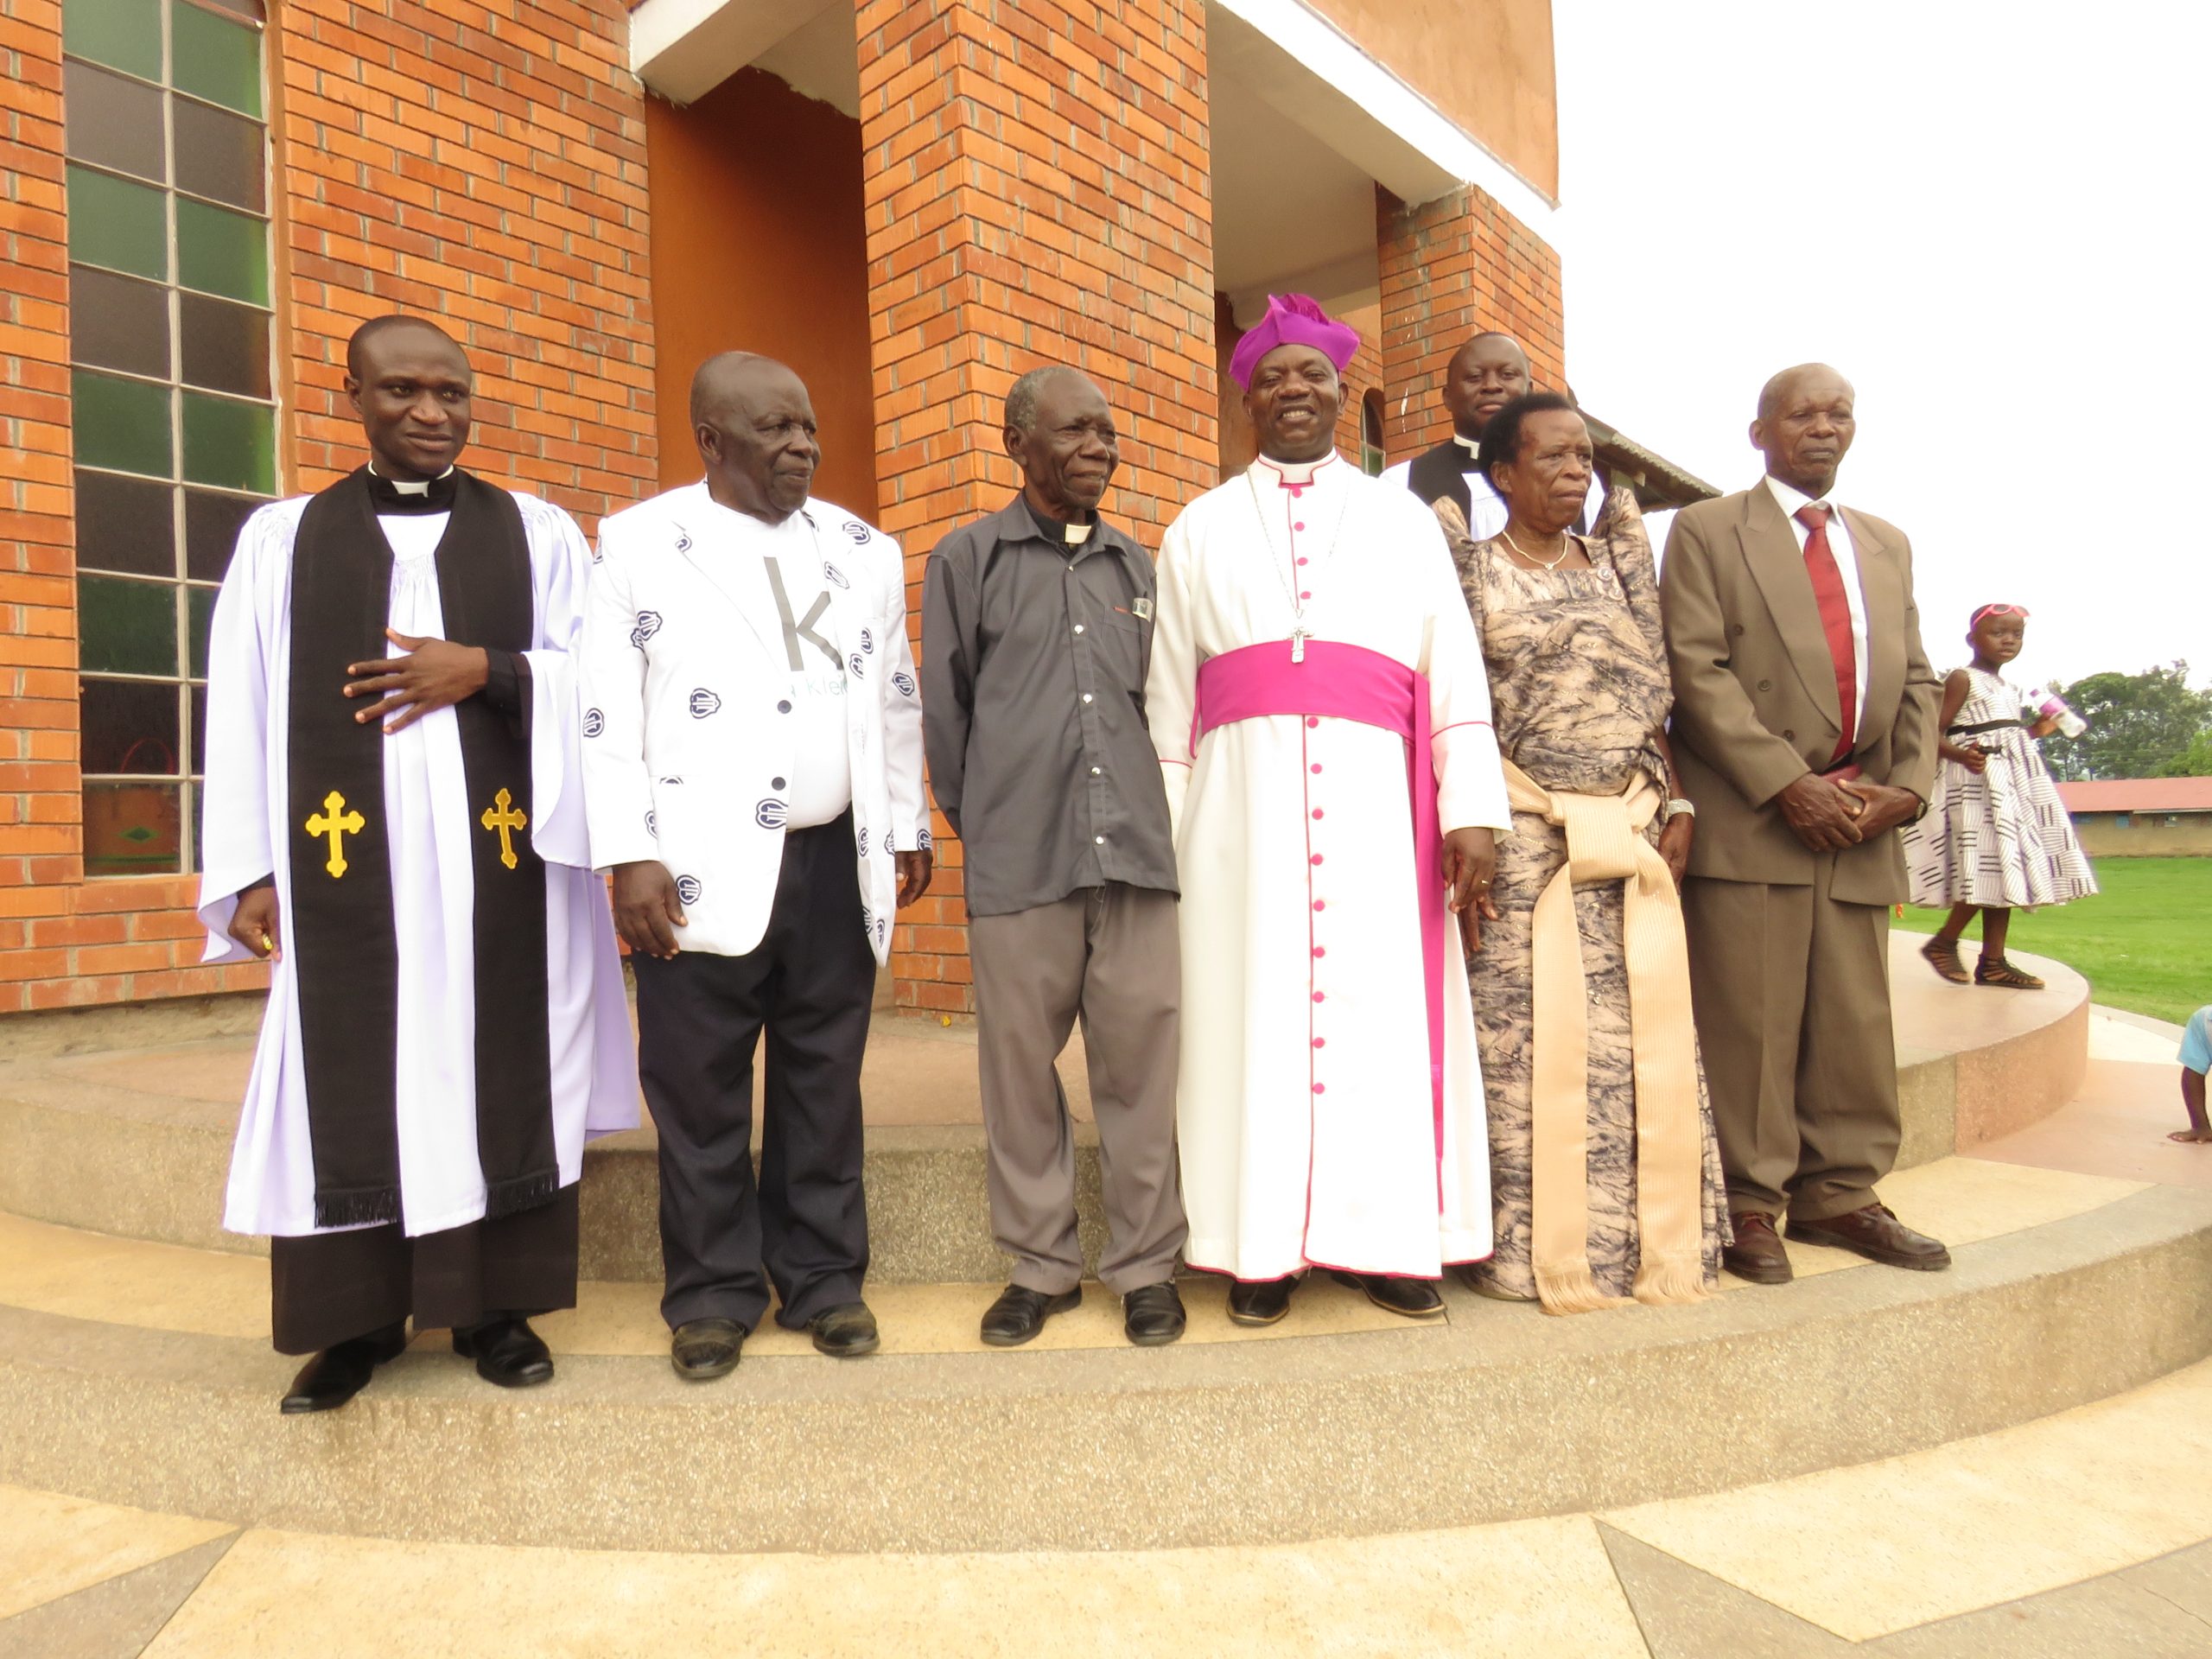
1904,604,2098,988
1434,392,1729,1311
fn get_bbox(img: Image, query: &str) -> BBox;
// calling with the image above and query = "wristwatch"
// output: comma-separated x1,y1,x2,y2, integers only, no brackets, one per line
1663,798,1696,821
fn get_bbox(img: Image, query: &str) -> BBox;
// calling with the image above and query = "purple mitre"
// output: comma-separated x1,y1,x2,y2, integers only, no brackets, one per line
1226,293,1361,389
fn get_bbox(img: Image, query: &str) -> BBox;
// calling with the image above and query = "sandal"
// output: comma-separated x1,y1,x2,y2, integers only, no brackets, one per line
1974,956,2045,989
1920,936,1971,984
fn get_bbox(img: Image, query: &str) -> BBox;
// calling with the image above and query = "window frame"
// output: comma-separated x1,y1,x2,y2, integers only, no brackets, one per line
63,0,277,880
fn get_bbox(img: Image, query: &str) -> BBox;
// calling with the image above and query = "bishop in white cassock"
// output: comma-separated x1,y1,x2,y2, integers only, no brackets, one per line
198,317,635,1414
1146,296,1512,1326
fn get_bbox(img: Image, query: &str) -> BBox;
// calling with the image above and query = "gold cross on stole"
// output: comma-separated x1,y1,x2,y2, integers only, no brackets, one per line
480,788,527,871
304,791,365,878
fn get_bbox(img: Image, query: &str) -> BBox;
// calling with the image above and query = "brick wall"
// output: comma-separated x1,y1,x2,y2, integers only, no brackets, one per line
855,0,1217,1017
278,0,658,515
0,0,657,1013
1376,182,1564,461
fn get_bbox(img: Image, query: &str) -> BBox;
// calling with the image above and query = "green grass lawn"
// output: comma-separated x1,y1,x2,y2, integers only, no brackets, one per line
1893,856,2210,1027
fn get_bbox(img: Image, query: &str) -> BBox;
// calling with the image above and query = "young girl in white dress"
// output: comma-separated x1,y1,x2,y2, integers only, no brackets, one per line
1905,604,2097,988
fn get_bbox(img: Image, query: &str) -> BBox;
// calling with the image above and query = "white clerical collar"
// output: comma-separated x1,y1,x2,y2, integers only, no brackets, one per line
1764,473,1836,519
1452,433,1481,457
1252,450,1342,489
366,462,455,497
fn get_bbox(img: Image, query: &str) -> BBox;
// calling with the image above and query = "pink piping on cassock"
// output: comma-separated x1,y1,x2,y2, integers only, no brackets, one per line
1192,638,1448,1185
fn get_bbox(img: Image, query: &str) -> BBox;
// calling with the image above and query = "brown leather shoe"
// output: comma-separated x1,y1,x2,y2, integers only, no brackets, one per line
1789,1203,1952,1270
1722,1212,1793,1285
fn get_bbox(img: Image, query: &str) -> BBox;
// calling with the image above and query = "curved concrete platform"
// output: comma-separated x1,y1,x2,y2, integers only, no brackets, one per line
1,1156,2203,1554
0,939,2092,1283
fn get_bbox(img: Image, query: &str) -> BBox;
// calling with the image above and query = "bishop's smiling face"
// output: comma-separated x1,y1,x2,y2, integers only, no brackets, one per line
1243,344,1343,464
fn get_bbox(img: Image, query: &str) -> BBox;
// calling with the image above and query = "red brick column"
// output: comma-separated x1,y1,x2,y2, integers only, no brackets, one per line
855,0,1217,1018
1376,183,1564,462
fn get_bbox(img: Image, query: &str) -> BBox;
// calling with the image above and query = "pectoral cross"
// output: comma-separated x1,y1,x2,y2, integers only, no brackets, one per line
480,787,527,871
1291,627,1308,664
305,791,365,879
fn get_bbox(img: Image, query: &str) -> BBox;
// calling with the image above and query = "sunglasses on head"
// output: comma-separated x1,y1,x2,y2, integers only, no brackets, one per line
1969,604,2030,626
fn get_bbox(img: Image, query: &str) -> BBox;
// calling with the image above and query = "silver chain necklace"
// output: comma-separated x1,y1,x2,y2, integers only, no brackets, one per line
1246,461,1350,663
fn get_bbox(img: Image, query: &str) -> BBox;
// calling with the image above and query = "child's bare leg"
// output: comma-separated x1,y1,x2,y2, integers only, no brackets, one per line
1980,908,2012,957
2170,1071,2212,1144
1936,904,1978,943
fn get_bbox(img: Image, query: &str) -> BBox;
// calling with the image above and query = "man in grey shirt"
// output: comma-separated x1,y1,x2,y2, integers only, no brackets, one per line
921,365,1187,1348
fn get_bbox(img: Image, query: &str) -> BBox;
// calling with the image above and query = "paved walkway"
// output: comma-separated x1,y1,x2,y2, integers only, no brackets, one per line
4,1356,2209,1656
4,1008,2201,1655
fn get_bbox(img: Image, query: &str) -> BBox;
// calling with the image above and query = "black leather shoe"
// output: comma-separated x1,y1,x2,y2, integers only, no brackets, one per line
809,1300,880,1357
452,1317,555,1389
1331,1270,1445,1318
980,1283,1080,1347
1122,1281,1186,1346
671,1317,747,1381
279,1322,408,1414
1226,1274,1300,1326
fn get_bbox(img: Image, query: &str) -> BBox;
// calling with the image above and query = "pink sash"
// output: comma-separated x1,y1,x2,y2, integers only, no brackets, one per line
1193,639,1447,1166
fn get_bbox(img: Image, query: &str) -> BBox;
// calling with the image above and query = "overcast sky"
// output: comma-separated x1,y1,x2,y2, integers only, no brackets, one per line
1548,1,2207,692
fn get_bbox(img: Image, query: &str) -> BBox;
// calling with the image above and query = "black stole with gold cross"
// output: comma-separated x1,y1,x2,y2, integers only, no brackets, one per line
287,467,556,1229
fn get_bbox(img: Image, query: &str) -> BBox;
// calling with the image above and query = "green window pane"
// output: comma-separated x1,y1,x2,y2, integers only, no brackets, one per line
72,370,174,480
85,779,184,877
171,2,262,118
175,195,267,304
79,574,181,676
188,582,218,677
62,0,162,79
181,391,273,493
67,166,167,282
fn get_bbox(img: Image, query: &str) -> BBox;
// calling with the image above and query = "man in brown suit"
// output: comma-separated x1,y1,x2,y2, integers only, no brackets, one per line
1662,364,1948,1284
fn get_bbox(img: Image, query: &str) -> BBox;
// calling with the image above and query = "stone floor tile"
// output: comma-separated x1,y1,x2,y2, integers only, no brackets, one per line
0,1535,235,1659
1870,1573,2212,1657
1597,1522,1853,1657
140,1515,1649,1659
0,1214,265,1340
1601,1359,2212,1641
0,1486,233,1624
2114,1541,2212,1626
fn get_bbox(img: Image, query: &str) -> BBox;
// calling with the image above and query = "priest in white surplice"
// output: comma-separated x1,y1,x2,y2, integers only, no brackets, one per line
199,316,635,1414
1146,295,1511,1325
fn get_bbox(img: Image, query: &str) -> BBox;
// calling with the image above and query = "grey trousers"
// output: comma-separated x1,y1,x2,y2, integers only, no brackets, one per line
1681,861,1902,1223
969,883,1186,1296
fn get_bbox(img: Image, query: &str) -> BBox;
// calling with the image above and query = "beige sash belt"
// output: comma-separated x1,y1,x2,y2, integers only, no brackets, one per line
1502,760,1707,1314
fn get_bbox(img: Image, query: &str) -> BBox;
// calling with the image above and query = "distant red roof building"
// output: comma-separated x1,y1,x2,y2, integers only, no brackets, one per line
2056,779,2212,814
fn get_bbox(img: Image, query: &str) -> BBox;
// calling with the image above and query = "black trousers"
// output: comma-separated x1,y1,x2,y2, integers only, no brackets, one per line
267,1185,579,1356
632,816,874,1333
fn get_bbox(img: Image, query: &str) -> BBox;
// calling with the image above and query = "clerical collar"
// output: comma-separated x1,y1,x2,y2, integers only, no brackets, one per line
1253,450,1341,489
1022,495,1094,549
366,464,458,516
1452,433,1481,455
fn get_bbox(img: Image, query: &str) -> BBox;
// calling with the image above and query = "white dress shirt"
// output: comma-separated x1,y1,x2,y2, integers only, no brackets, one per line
1382,434,1605,542
1764,473,1870,731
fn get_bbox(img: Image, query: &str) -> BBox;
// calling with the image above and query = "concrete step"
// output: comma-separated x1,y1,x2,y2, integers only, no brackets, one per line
3,1150,2202,1554
0,939,2092,1283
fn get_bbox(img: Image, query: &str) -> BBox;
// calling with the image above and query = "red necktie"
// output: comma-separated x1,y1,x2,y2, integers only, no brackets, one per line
1796,504,1857,763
